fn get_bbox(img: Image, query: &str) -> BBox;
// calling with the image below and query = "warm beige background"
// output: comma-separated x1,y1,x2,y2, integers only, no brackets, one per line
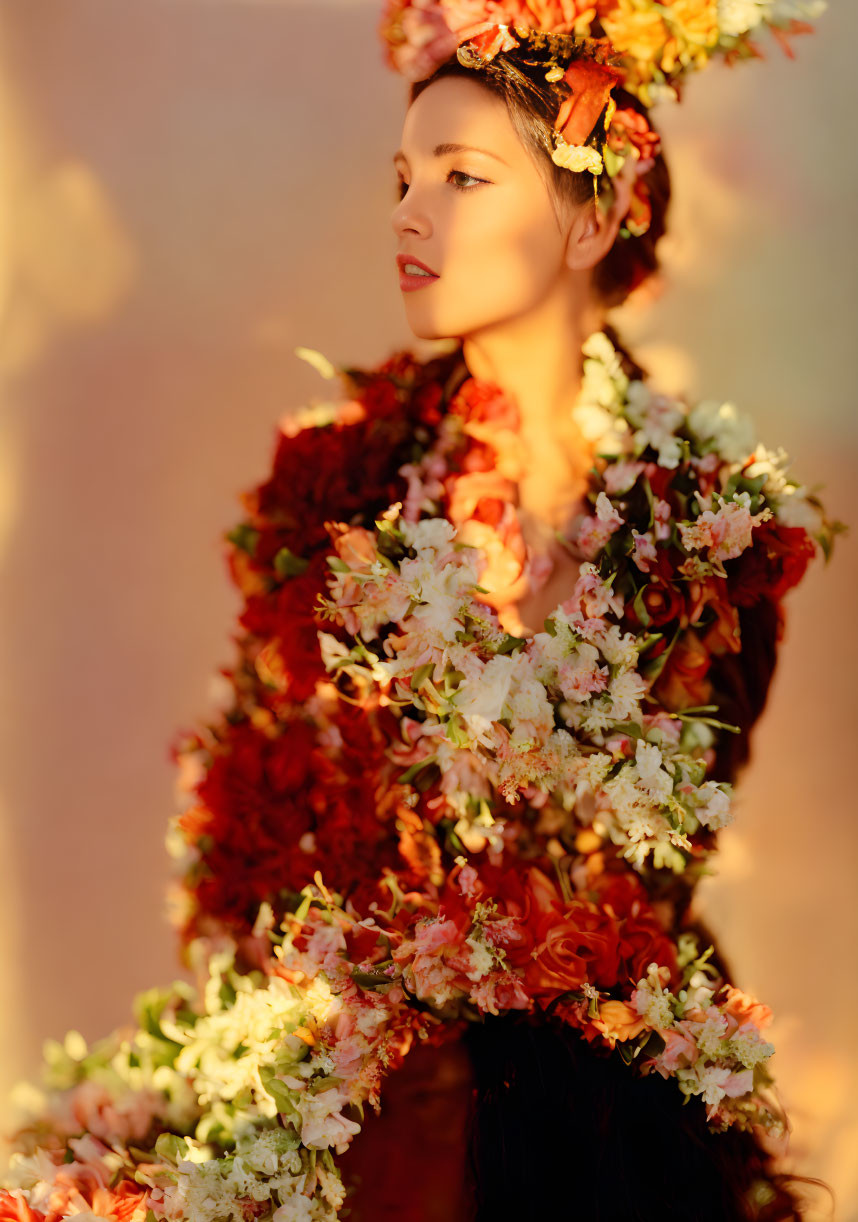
0,1,854,1217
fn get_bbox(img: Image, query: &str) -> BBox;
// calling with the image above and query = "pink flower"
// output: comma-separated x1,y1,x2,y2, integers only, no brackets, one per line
630,529,658,572
653,497,673,541
603,460,645,495
658,1025,699,1072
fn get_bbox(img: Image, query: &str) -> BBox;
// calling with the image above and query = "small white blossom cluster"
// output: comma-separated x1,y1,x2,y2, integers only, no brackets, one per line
679,492,773,570
147,1129,345,1222
576,333,826,548
321,509,735,867
0,946,370,1222
631,963,778,1127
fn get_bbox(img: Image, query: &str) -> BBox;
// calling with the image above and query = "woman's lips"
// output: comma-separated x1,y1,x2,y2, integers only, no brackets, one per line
396,253,440,292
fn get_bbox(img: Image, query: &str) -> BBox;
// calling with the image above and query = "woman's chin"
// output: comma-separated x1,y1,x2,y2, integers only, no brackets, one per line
402,305,465,343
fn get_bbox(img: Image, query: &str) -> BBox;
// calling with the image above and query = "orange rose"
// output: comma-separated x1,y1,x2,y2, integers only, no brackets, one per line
722,985,773,1032
591,999,647,1047
526,900,620,1001
653,629,712,710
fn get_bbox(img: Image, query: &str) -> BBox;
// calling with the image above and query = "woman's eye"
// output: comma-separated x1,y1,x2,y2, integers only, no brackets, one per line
446,170,485,191
396,170,486,200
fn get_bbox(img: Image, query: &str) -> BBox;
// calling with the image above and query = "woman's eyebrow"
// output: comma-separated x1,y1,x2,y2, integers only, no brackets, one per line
392,142,509,166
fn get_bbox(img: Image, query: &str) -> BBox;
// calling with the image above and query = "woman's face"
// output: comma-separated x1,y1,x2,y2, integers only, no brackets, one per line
391,76,581,341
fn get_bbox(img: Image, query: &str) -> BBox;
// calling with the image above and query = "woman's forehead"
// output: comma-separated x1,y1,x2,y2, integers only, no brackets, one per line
400,76,521,163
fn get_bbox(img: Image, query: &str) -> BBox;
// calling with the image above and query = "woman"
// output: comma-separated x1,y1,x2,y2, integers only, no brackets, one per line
0,8,837,1222
337,39,824,1222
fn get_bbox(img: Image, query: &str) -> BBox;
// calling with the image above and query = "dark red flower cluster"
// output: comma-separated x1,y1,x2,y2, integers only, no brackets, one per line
728,518,817,606
177,702,411,943
436,858,677,1006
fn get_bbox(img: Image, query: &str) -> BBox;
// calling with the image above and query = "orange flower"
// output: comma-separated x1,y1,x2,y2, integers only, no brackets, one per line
591,998,648,1046
722,984,773,1032
653,628,712,709
0,1194,47,1222
598,0,670,68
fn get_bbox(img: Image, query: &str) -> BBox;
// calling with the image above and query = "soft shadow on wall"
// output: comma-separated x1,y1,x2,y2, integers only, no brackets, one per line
0,2,854,1218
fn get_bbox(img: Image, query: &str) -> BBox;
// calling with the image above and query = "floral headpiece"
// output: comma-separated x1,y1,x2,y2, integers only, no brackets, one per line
380,0,827,237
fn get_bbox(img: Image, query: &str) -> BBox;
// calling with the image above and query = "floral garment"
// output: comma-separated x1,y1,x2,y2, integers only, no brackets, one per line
0,331,839,1222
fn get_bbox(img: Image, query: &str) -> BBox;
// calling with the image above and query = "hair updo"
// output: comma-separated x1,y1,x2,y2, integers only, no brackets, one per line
408,44,671,311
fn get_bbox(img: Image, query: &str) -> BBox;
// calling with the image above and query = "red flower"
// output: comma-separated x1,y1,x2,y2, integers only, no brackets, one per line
0,1195,47,1222
526,900,620,1001
176,704,406,941
237,549,331,703
607,106,661,164
728,519,816,607
652,629,712,710
588,870,678,986
626,577,684,630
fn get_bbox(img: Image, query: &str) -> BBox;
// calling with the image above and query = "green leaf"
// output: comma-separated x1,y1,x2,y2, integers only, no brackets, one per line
294,346,339,380
225,524,260,557
494,633,527,655
273,547,309,578
397,756,436,785
259,1065,294,1112
411,663,435,691
351,969,394,989
632,584,652,627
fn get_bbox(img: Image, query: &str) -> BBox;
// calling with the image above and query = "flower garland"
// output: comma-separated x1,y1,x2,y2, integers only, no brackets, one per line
0,332,841,1221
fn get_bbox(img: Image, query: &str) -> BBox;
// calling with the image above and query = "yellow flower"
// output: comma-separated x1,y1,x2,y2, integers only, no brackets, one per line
551,140,604,174
599,0,670,66
599,0,719,83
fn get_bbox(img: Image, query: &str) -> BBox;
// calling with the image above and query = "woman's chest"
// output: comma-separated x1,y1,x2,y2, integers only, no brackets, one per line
502,547,583,636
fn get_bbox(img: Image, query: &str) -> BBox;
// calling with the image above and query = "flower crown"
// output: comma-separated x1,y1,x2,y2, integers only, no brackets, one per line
380,0,827,237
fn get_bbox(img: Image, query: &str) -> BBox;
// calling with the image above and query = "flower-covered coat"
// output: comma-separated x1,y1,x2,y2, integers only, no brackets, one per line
0,332,836,1222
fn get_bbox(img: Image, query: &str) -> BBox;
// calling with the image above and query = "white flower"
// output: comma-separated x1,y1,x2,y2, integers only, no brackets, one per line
595,490,624,527
632,972,675,1029
687,398,756,462
452,654,517,744
718,0,772,37
729,1028,775,1069
770,0,826,18
694,782,733,831
626,383,685,468
635,741,674,804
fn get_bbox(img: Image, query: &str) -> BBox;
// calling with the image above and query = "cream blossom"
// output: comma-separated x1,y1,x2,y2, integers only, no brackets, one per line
717,0,772,37
687,396,756,462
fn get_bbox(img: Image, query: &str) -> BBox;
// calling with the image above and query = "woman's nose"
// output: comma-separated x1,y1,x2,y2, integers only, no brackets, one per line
391,192,431,239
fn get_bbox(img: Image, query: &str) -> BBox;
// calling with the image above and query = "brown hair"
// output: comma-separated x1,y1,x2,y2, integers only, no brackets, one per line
408,46,671,310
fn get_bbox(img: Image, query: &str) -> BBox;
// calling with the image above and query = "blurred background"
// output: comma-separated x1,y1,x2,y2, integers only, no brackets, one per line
0,1,854,1217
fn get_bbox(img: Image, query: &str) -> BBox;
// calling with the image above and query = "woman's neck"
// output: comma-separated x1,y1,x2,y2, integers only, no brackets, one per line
461,284,602,447
461,289,603,538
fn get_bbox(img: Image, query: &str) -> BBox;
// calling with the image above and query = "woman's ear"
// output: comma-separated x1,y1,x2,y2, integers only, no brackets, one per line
564,153,638,272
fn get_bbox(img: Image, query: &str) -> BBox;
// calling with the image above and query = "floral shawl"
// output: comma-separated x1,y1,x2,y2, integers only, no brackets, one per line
0,331,838,1222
